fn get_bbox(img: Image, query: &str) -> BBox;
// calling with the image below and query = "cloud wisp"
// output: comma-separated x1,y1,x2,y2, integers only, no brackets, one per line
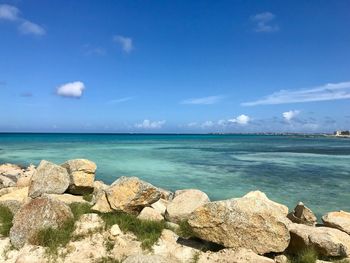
107,97,132,104
181,95,224,105
242,81,350,106
0,4,46,36
283,110,300,121
56,81,85,98
135,119,166,129
251,12,279,33
113,35,133,53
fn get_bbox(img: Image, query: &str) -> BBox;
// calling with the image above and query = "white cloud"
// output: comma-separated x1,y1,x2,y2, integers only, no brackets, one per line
242,81,350,106
201,121,214,128
0,4,19,21
56,81,85,98
181,95,224,105
187,122,198,127
251,12,279,33
135,119,166,129
107,97,132,104
19,20,45,35
228,114,250,125
113,35,133,53
283,110,300,121
0,4,45,36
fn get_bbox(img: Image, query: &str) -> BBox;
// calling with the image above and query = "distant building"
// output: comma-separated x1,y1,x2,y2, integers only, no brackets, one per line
335,130,350,136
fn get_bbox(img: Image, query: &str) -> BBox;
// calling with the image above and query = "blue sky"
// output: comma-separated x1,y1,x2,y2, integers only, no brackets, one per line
0,0,349,133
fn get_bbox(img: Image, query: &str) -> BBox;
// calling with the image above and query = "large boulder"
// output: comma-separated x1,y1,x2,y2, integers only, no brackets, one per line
288,223,350,257
61,159,96,195
9,195,73,248
198,248,275,263
28,160,70,198
165,189,210,223
0,187,29,214
322,211,350,235
188,191,290,255
106,177,160,214
287,202,317,226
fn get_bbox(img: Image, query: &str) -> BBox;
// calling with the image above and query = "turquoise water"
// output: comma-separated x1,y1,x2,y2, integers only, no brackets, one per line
0,133,349,217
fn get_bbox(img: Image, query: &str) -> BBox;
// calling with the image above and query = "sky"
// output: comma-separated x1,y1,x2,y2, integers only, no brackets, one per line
0,0,349,133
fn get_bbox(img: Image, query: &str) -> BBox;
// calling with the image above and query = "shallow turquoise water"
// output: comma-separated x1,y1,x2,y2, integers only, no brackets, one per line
0,133,349,217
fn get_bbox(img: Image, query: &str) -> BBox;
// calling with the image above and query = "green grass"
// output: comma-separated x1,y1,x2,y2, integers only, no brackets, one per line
83,193,93,202
100,211,166,250
31,219,75,256
177,220,196,238
69,203,93,219
288,248,318,263
104,239,115,252
0,205,13,237
31,203,167,255
30,203,92,255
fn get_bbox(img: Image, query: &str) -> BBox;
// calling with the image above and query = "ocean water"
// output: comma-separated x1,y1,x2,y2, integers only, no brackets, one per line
0,133,349,217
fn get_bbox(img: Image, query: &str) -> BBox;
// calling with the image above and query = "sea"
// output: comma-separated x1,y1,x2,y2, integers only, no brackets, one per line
0,133,349,217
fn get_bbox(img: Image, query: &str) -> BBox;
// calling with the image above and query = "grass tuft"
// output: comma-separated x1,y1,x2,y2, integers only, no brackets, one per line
288,248,318,263
69,203,93,219
83,193,93,202
100,211,166,250
0,205,13,237
31,219,75,256
177,220,196,238
30,203,92,256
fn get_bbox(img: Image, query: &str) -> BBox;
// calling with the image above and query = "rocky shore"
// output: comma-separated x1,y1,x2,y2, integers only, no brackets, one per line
0,159,350,263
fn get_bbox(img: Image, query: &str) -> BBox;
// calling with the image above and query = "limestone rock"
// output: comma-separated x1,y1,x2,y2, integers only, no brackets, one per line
110,232,143,261
288,223,350,257
46,193,89,205
138,207,164,221
198,248,274,263
0,163,22,178
151,199,169,215
165,189,210,223
153,229,199,263
188,191,290,254
14,244,47,263
106,177,160,214
0,175,16,188
123,254,179,263
158,188,174,201
110,224,122,236
91,180,109,203
0,187,29,214
287,202,317,226
9,195,73,248
73,213,104,237
28,160,70,198
16,164,36,188
62,232,107,263
91,190,112,213
61,159,96,195
322,210,350,235
274,255,289,263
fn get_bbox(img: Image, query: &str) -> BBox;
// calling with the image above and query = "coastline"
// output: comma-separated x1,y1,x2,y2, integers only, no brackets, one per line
1,159,350,263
